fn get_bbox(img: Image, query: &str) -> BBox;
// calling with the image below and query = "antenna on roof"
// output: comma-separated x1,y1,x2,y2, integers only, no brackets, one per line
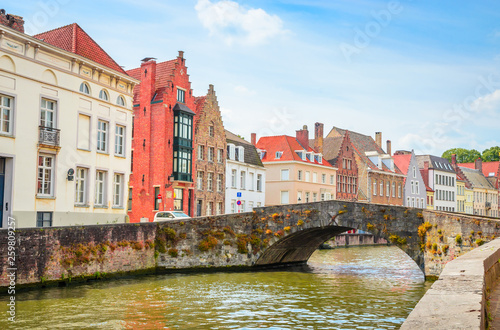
141,57,157,63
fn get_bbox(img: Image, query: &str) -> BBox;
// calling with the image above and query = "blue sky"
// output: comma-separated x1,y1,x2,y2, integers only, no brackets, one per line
9,0,500,155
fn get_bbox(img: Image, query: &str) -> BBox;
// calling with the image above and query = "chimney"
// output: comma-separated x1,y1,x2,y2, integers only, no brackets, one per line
208,84,215,95
386,140,391,155
0,10,25,33
475,157,483,173
314,122,324,153
178,50,184,59
451,154,457,167
375,132,382,148
424,161,429,170
251,133,256,146
296,125,309,150
140,58,157,107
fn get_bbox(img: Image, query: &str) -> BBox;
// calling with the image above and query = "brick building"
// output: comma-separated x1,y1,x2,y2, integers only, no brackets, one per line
326,128,404,205
126,52,196,222
311,123,358,201
194,85,226,216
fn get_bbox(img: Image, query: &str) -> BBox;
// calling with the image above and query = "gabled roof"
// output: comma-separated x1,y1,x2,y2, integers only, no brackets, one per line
309,136,344,166
393,154,412,175
327,127,402,174
33,23,126,74
416,155,455,173
126,59,176,92
226,130,264,168
256,135,333,167
458,166,495,190
460,161,500,178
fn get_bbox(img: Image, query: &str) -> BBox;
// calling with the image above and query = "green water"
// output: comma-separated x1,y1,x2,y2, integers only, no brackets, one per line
1,246,432,329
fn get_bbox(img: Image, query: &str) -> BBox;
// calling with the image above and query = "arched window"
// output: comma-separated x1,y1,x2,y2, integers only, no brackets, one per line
79,82,90,95
117,95,125,106
99,90,109,101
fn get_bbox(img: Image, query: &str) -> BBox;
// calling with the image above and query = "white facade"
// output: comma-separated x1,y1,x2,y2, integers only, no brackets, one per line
0,25,137,228
225,145,266,213
429,169,457,212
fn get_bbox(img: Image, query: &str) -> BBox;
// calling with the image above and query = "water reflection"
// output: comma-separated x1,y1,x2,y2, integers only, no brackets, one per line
0,246,431,329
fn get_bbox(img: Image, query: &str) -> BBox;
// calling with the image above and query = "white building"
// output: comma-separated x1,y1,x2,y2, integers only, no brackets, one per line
417,155,457,212
225,130,266,213
0,15,138,228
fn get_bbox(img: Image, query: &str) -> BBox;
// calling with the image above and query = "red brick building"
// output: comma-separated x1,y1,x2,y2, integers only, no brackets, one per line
194,85,226,216
127,52,196,222
311,123,359,201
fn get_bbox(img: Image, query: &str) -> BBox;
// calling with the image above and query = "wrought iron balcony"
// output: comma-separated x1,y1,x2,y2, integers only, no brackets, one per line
39,126,60,147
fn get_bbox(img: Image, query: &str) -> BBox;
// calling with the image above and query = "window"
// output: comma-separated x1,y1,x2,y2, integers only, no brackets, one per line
298,170,303,181
249,172,255,190
231,169,237,188
415,181,419,194
0,95,13,135
174,188,183,210
177,88,185,103
231,200,236,213
95,170,106,206
197,171,204,190
257,174,262,192
380,181,383,196
398,183,402,198
392,182,396,198
297,191,302,203
313,172,317,183
37,212,52,227
198,145,205,160
238,200,245,213
413,166,416,178
305,171,310,182
281,169,289,181
217,174,223,192
411,181,414,194
322,174,326,184
37,154,54,196
281,191,289,204
240,171,246,189
209,125,214,137
248,201,254,212
115,125,125,156
373,180,377,196
117,96,126,106
75,167,88,205
40,98,56,128
208,147,214,162
331,175,334,185
216,202,223,215
207,172,213,191
305,192,310,203
217,149,224,163
386,182,390,197
113,173,124,207
173,110,193,181
79,82,90,95
313,193,317,202
97,120,109,152
128,188,132,211
99,90,109,101
206,202,213,216
154,187,160,210
321,193,325,201
275,151,283,159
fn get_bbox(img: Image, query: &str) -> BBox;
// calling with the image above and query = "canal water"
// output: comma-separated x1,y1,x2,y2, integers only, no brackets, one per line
1,246,432,329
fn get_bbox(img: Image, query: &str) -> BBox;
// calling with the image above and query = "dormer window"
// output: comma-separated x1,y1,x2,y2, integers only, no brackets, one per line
258,149,266,160
276,151,283,159
99,90,109,101
79,82,90,95
236,146,245,162
315,154,323,163
227,143,236,160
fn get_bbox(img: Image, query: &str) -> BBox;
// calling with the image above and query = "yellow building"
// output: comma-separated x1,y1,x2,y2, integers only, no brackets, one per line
0,14,138,228
459,167,498,217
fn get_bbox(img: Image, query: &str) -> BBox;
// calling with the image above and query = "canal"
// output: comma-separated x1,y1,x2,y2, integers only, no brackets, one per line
1,245,432,329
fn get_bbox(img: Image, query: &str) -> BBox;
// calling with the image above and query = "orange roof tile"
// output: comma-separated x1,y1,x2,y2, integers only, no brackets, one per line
256,135,333,167
460,161,500,178
126,59,177,103
33,23,126,74
392,154,412,175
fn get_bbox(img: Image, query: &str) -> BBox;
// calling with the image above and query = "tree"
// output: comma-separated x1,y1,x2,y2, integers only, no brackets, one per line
482,146,500,162
442,148,481,163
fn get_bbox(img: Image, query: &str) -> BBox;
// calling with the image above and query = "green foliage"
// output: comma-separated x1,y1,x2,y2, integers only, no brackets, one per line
455,234,462,245
482,146,500,162
442,148,481,163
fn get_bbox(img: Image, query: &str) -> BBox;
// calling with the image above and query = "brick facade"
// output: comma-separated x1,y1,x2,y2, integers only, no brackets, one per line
194,85,226,216
127,52,196,222
334,132,359,201
0,10,24,33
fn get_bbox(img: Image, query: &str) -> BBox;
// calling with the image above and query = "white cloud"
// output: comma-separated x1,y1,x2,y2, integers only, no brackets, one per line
233,85,255,95
195,0,288,46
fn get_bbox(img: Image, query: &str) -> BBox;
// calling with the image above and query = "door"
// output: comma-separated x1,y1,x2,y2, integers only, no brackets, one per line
188,190,192,216
0,158,5,227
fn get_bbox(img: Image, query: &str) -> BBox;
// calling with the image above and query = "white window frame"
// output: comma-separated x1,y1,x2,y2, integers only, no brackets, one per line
40,98,56,128
240,171,246,189
208,147,214,162
197,171,204,190
97,119,109,153
231,169,237,188
113,173,124,207
257,174,262,192
114,125,126,157
0,94,14,135
207,172,213,191
217,149,224,163
75,167,88,205
281,169,289,181
280,191,289,204
37,154,55,197
95,170,107,207
217,173,223,192
79,82,90,95
99,89,109,101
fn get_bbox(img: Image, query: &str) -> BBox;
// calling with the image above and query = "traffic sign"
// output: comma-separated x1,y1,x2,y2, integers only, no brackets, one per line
237,192,242,198
237,200,241,205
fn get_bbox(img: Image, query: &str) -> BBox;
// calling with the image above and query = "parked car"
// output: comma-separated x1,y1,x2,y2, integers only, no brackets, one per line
154,211,191,222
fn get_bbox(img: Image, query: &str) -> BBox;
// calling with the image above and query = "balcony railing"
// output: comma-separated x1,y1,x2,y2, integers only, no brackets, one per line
39,126,60,147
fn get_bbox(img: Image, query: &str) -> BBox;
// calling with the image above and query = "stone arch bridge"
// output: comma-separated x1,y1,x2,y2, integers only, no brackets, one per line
2,200,500,289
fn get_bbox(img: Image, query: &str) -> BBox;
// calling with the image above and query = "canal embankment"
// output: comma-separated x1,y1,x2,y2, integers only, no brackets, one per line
401,238,500,329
